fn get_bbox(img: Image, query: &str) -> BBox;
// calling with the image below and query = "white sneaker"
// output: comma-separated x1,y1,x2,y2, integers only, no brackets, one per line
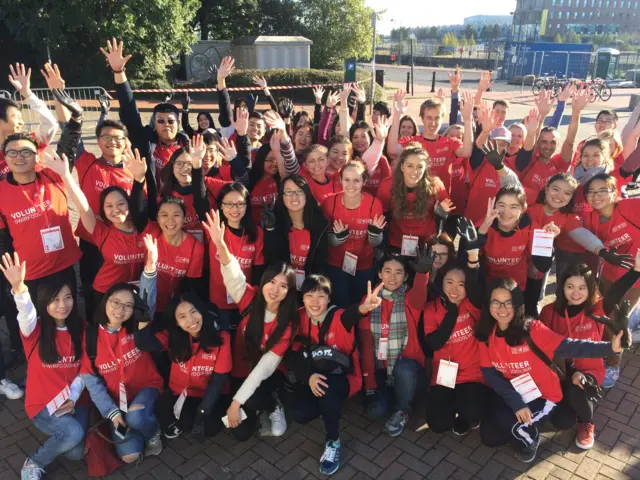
269,402,287,437
21,458,44,480
0,378,24,400
144,431,163,457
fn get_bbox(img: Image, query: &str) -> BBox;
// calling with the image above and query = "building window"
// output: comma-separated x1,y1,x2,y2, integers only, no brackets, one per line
613,0,617,7
589,11,593,17
574,11,578,18
559,11,563,18
550,10,555,18
621,0,624,6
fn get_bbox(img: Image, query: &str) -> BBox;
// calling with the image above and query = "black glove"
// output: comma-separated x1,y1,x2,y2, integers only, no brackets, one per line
409,246,435,274
135,290,151,326
581,375,604,402
52,88,83,120
98,94,111,115
482,140,507,170
207,64,218,81
192,411,206,443
598,247,634,269
262,201,277,230
614,300,631,349
182,93,190,111
278,98,294,119
456,217,479,250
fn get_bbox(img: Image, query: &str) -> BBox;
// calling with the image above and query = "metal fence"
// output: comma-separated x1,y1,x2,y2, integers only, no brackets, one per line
504,50,594,81
12,86,109,128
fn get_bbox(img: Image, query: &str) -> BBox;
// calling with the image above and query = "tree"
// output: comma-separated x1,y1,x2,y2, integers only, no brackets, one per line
565,31,582,44
0,0,199,88
442,32,459,47
464,24,478,42
554,33,565,43
299,0,373,69
428,26,440,39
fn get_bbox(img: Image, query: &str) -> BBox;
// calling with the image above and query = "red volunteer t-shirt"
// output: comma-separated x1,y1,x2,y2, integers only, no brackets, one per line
479,320,565,403
449,157,469,213
207,227,265,310
423,298,483,386
250,176,278,224
21,323,84,418
0,170,81,280
519,154,569,201
288,228,311,271
232,286,293,378
465,160,502,226
481,221,533,291
80,326,164,402
540,303,605,385
363,155,391,197
204,176,229,210
295,308,362,397
527,203,582,236
152,142,182,190
584,199,640,284
399,136,463,193
147,223,205,312
300,169,341,204
321,193,383,270
87,221,153,293
554,184,592,253
153,331,233,397
377,176,448,248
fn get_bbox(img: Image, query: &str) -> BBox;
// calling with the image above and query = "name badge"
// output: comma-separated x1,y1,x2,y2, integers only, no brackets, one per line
342,252,358,276
173,389,187,419
436,360,458,389
401,235,419,257
119,381,128,413
46,385,71,416
510,373,542,404
41,226,64,253
377,337,388,360
295,269,305,291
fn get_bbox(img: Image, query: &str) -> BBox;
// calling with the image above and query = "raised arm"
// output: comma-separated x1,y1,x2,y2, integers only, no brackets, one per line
474,71,492,106
362,117,388,175
264,111,298,177
253,75,278,112
561,86,589,164
40,62,71,124
216,57,235,132
455,91,475,159
338,84,352,138
448,69,463,126
622,98,640,145
623,121,640,160
181,93,195,138
0,252,36,337
387,89,409,158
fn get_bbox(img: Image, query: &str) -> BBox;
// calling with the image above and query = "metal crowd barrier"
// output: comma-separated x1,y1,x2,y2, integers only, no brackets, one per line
13,86,108,129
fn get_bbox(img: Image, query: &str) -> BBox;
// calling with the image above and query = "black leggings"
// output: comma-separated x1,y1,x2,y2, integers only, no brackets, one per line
229,371,285,441
292,375,350,442
425,382,490,433
156,390,229,437
551,375,596,429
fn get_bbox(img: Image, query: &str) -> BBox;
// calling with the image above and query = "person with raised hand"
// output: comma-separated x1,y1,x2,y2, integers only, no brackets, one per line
351,115,392,197
289,276,380,475
181,92,216,139
0,252,89,480
317,90,342,146
320,160,385,307
202,209,297,440
476,278,630,464
263,174,329,289
540,249,640,450
252,74,279,112
101,38,188,194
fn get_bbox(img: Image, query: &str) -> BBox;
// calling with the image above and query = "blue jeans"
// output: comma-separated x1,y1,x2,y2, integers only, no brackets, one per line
111,387,160,460
366,358,424,418
31,405,89,468
326,265,374,308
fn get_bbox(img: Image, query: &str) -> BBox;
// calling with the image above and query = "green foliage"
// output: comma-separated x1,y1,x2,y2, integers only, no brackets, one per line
442,32,459,47
554,33,564,43
0,0,199,89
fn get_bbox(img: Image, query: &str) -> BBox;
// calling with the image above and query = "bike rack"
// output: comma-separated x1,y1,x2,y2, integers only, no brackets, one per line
522,75,536,93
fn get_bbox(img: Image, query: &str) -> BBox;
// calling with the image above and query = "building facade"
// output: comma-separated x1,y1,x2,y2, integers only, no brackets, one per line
512,0,639,41
464,15,512,27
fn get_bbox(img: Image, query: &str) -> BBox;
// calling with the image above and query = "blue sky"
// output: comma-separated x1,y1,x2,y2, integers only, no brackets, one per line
365,0,517,34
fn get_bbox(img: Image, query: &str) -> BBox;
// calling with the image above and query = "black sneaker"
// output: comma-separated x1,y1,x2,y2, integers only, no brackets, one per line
452,416,470,436
515,435,540,463
163,422,182,439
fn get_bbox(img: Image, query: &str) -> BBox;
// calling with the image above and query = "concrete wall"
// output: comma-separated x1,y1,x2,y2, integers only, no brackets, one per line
186,41,232,82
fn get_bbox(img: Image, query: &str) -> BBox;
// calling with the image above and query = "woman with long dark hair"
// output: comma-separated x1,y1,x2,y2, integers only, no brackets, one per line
476,278,630,463
80,250,164,464
203,210,298,440
263,174,329,288
424,233,456,300
540,252,640,450
1,253,86,479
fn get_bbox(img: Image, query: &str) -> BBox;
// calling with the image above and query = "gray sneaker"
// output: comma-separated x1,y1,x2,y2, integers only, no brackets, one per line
144,431,163,457
515,435,540,463
384,410,408,437
21,459,44,480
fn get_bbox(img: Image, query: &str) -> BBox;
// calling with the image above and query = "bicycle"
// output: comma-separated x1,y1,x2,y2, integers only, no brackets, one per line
532,72,557,95
588,78,612,102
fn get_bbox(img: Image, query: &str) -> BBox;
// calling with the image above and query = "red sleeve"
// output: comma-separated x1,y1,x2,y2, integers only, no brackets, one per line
79,333,94,375
269,325,292,357
186,239,205,278
237,285,257,312
552,153,569,172
358,318,377,389
204,177,228,200
434,177,449,202
253,228,265,266
399,135,420,147
90,220,110,250
530,320,565,358
20,323,41,358
74,151,94,185
321,195,336,222
563,214,582,233
371,197,384,218
214,331,233,374
376,180,392,211
377,156,392,181
478,341,491,368
450,137,464,156
408,273,429,310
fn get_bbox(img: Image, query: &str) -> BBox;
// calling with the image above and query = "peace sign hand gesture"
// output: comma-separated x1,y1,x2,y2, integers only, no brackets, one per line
0,252,27,295
358,281,384,315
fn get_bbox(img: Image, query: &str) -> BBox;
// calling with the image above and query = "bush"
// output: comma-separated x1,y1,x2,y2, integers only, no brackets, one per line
177,67,385,104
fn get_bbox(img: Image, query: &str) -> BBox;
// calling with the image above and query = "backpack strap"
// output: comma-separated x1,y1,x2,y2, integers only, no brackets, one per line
85,323,102,378
317,306,339,345
524,334,566,380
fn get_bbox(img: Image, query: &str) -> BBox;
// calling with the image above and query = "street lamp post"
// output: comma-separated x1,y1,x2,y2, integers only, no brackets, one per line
370,12,377,115
410,33,416,96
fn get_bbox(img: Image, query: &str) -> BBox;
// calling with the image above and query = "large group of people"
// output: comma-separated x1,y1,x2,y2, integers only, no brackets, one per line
0,38,639,478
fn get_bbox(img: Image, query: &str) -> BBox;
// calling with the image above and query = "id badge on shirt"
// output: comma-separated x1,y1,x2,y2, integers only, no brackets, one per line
436,360,458,389
295,269,305,291
41,226,64,253
342,252,358,276
510,373,542,404
377,338,388,360
119,381,128,413
46,385,71,416
401,235,419,257
173,389,187,419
